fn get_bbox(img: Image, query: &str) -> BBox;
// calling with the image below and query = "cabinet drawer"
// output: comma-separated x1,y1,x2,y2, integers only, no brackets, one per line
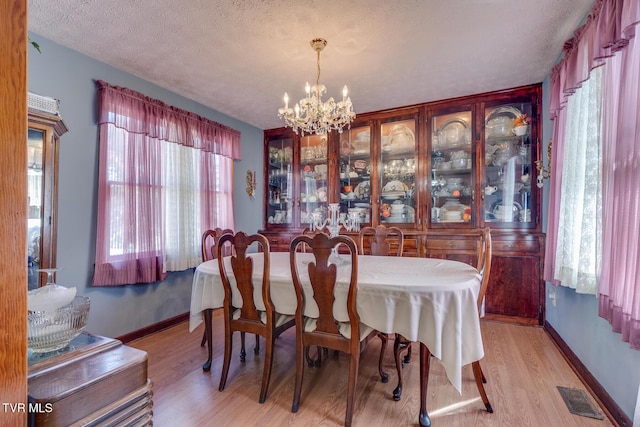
260,233,293,252
424,238,476,252
402,237,419,257
493,238,540,253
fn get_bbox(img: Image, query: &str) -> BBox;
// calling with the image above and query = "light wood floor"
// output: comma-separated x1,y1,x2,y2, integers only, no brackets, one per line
129,312,615,426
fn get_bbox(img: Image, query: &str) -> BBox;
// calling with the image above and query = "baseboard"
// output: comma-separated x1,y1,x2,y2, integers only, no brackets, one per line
544,320,631,427
116,312,190,344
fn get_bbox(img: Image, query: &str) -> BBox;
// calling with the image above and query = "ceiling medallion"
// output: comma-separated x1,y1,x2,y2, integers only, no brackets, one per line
278,38,355,136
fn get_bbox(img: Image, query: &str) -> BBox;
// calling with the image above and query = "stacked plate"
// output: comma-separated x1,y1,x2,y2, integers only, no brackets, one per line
388,203,405,222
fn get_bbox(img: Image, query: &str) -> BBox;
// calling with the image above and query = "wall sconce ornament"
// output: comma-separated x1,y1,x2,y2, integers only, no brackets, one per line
246,170,257,199
535,139,552,188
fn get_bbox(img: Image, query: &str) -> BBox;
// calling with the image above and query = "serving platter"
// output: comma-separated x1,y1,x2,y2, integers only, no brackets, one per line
435,118,471,149
382,124,415,153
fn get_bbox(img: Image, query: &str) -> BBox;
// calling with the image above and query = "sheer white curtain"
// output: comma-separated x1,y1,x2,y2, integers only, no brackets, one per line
162,143,234,272
553,66,603,294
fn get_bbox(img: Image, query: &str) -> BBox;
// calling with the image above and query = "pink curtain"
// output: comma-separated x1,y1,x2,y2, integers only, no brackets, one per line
95,81,242,158
546,0,640,349
93,81,241,286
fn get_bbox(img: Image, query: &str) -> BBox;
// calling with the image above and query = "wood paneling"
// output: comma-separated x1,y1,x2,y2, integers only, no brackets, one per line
0,1,28,425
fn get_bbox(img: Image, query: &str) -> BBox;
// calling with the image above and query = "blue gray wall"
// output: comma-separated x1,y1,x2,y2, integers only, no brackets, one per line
540,78,640,420
28,34,264,339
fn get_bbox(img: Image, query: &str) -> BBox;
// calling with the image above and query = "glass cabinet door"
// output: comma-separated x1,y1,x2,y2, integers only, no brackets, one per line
338,125,372,226
298,134,329,227
379,118,417,226
266,136,294,226
430,110,473,225
27,128,45,289
483,102,534,226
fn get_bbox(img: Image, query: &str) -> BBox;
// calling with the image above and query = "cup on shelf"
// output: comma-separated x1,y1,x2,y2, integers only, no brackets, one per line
484,185,498,195
513,125,528,136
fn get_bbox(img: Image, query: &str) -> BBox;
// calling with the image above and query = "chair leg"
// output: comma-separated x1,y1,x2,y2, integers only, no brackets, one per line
480,364,487,383
472,361,493,413
200,329,207,347
219,330,233,392
254,334,260,355
393,334,411,401
259,334,274,404
240,332,246,362
344,353,359,427
292,343,305,413
377,333,389,383
202,309,214,372
404,343,413,365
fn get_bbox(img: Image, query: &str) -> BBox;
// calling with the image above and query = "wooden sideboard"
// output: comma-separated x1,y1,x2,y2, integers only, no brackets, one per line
28,333,152,426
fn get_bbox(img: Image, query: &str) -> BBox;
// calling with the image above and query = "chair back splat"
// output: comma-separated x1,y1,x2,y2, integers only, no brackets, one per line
217,231,295,404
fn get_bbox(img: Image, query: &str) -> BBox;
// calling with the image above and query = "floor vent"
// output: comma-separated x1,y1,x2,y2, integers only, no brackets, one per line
557,386,604,420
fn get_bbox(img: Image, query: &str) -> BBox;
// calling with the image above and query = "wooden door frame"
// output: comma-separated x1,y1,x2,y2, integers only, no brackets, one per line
0,0,28,424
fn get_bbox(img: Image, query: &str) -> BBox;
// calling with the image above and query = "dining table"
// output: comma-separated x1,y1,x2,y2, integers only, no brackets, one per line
189,251,484,426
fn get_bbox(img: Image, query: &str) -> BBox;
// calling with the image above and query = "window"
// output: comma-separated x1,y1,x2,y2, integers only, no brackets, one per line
547,0,640,349
93,81,241,286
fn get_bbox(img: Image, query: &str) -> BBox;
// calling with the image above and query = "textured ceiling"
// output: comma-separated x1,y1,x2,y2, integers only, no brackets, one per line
28,0,594,130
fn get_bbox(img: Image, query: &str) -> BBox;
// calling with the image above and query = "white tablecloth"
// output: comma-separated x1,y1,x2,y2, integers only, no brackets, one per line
189,252,484,393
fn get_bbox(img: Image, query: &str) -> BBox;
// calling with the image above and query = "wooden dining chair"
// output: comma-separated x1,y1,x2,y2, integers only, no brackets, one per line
390,228,494,413
200,228,234,347
471,227,493,413
357,225,404,257
217,231,295,403
201,227,233,263
358,225,405,386
289,233,385,426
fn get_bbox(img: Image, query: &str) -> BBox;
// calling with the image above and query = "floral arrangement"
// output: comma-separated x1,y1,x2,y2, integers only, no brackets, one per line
513,114,530,128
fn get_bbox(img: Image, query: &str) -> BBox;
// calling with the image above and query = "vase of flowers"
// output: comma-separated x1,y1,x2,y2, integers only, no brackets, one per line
513,114,530,136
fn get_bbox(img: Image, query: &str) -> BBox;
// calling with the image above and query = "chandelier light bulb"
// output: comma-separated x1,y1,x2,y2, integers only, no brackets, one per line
278,38,356,136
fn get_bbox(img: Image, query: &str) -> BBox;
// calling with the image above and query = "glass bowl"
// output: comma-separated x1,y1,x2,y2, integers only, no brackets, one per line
28,296,90,353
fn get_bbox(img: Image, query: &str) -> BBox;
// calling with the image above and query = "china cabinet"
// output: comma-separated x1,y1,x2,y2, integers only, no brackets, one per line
27,106,67,289
261,84,545,324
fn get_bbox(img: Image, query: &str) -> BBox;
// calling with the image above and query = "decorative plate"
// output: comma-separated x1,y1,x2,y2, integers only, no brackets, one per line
384,125,415,152
485,106,522,124
485,106,522,138
436,118,471,148
382,180,408,192
354,180,370,198
381,190,405,198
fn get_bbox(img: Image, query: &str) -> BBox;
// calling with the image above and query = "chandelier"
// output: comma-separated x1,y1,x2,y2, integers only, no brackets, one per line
278,38,356,136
